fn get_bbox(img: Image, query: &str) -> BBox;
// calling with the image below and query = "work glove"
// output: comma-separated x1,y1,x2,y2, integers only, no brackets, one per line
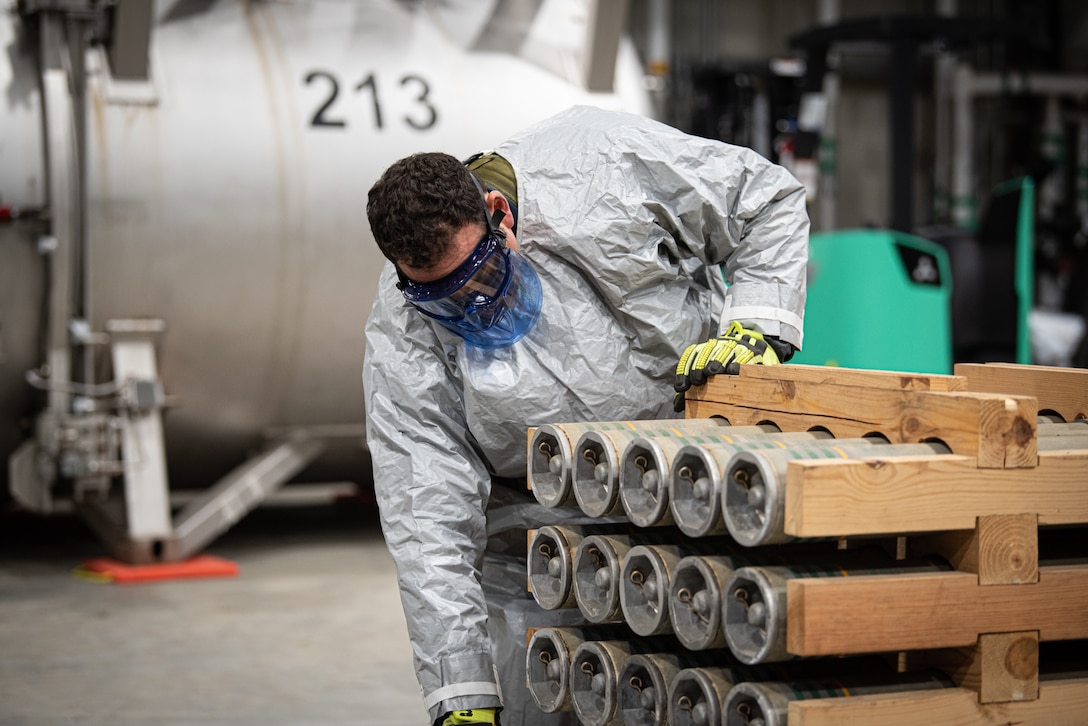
673,321,789,412
438,708,500,726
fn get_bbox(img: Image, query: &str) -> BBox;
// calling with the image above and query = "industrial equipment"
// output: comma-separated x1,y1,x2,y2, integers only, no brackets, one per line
0,0,651,561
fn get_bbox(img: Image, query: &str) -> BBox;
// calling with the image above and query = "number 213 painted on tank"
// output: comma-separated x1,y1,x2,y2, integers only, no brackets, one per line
303,70,438,131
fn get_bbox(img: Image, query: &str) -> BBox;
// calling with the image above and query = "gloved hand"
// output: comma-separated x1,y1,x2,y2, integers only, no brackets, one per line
439,708,499,726
673,321,784,412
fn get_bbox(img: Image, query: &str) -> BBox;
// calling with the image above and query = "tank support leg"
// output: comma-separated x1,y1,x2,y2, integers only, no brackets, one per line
73,319,327,564
74,319,174,563
171,434,326,561
111,320,172,542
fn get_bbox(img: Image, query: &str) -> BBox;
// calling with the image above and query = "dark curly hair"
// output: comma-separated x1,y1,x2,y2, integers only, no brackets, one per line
367,152,486,269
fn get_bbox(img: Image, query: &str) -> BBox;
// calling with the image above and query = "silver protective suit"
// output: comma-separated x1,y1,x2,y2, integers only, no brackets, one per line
363,105,809,724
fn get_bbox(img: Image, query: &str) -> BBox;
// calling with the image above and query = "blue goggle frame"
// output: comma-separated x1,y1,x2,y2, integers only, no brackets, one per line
398,233,513,323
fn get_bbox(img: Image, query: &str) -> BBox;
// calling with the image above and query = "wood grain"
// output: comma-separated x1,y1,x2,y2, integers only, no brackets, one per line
688,371,1037,467
719,363,968,391
979,631,1039,704
783,451,1088,538
978,514,1038,586
788,677,1088,726
956,362,1088,423
785,564,1088,656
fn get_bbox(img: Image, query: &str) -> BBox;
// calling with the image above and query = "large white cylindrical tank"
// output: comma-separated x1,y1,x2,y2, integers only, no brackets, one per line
0,0,652,489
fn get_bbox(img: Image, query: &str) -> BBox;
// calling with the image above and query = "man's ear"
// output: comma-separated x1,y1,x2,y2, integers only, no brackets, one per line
485,190,512,227
485,189,509,217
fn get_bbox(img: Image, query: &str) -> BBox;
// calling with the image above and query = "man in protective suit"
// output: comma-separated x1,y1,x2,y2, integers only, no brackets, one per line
363,105,808,725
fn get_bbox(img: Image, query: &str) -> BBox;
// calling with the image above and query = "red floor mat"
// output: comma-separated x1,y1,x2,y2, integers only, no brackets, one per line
78,555,239,583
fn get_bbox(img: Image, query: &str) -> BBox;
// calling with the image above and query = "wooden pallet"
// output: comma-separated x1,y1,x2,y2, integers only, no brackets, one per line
686,363,1088,725
786,677,1088,726
685,364,1041,468
956,362,1088,423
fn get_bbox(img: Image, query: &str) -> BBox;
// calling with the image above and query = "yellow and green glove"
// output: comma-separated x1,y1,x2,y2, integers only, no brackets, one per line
673,321,791,412
439,708,499,726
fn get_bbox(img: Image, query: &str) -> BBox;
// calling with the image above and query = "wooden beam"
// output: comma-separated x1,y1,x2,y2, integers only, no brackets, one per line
704,363,969,391
908,514,1038,585
787,677,1088,726
979,631,1039,703
903,631,1040,703
785,564,1088,656
783,450,1088,538
688,369,1037,467
977,514,1038,586
905,521,1042,702
956,363,1088,423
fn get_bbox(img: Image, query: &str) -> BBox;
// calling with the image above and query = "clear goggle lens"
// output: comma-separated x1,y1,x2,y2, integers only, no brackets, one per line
398,233,512,323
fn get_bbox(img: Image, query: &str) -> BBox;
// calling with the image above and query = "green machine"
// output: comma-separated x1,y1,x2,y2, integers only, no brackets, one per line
791,229,954,374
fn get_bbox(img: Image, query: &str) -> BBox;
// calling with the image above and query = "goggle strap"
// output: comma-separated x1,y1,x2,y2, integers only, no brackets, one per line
469,172,507,246
490,209,507,244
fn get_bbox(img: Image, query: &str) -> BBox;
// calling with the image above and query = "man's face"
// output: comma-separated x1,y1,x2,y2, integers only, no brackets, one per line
393,190,540,349
397,191,519,283
399,222,485,283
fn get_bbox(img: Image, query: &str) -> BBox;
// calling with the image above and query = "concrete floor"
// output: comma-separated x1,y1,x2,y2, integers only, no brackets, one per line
0,494,428,725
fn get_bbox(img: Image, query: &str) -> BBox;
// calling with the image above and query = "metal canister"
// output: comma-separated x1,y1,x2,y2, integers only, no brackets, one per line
722,670,955,726
669,431,836,538
573,430,634,519
574,534,638,624
1037,422,1088,450
722,439,950,547
618,653,681,726
574,531,702,623
529,423,583,508
571,420,749,518
530,419,733,510
619,436,686,528
527,625,631,714
618,650,736,726
570,636,679,726
529,523,639,611
668,666,737,726
528,525,586,610
619,538,735,637
723,554,951,664
667,554,740,651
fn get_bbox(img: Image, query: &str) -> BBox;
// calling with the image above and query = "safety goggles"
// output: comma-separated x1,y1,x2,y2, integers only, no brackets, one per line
394,174,542,348
396,232,513,324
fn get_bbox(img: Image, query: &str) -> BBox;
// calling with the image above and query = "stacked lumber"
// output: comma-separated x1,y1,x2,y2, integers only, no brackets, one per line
523,363,1088,726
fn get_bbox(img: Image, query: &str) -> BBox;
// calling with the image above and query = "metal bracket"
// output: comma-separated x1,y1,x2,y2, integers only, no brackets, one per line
77,430,326,564
70,319,329,564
